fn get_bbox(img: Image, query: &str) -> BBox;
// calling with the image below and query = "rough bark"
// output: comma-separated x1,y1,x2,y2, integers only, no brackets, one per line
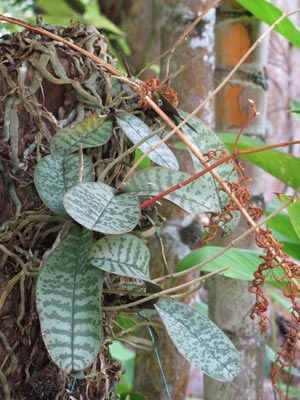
204,2,268,399
0,25,122,400
130,1,215,398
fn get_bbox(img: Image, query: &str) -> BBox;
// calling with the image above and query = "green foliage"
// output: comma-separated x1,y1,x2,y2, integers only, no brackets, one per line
266,200,300,260
109,341,135,393
50,116,112,155
89,234,151,281
279,194,300,239
34,154,94,217
36,226,103,372
36,0,124,36
117,114,179,170
63,183,141,234
176,246,287,290
33,103,243,378
218,133,300,189
236,0,300,47
176,111,240,236
155,298,241,381
123,167,221,213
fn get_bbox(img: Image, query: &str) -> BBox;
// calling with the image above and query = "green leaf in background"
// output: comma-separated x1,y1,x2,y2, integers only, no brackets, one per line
218,133,300,189
279,194,300,239
123,167,221,214
120,393,147,400
235,0,300,47
35,0,81,25
83,0,125,36
34,154,93,217
109,341,135,393
132,149,152,170
290,99,300,122
89,234,150,281
155,299,240,381
175,111,240,236
36,226,103,372
176,246,288,289
51,116,112,155
63,182,140,233
266,199,300,260
117,114,179,171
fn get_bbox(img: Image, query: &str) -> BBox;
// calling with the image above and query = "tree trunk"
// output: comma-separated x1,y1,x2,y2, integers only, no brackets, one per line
0,24,122,400
131,1,215,398
204,2,268,399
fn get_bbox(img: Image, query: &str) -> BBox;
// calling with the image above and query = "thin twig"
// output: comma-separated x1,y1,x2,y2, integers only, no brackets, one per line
102,266,229,311
78,144,83,183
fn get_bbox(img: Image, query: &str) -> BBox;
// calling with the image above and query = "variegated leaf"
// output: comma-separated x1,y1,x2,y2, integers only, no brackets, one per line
175,110,240,236
63,182,140,234
34,154,94,217
51,116,112,155
117,113,179,170
36,226,103,373
155,298,240,381
123,167,221,213
89,234,150,281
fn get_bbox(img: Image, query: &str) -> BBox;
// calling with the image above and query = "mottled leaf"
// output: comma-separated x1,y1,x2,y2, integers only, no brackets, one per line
34,154,94,217
63,182,140,234
123,167,221,213
51,116,112,155
155,298,240,381
117,113,179,170
175,110,240,235
36,226,103,372
89,234,150,281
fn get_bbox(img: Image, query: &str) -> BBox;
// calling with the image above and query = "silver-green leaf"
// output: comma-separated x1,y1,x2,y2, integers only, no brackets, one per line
155,298,241,381
117,113,179,170
175,110,240,235
63,182,140,234
34,154,94,217
123,167,221,213
51,116,112,155
89,234,150,281
36,226,103,373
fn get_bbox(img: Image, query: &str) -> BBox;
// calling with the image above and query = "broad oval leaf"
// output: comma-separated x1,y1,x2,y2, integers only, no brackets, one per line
34,154,94,217
123,167,221,213
36,226,103,373
51,116,112,155
155,298,240,381
117,113,179,170
89,234,150,281
63,182,140,234
175,110,240,236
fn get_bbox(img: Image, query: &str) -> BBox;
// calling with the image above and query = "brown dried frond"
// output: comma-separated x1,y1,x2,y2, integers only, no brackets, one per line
249,226,300,394
137,76,178,109
203,149,228,161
